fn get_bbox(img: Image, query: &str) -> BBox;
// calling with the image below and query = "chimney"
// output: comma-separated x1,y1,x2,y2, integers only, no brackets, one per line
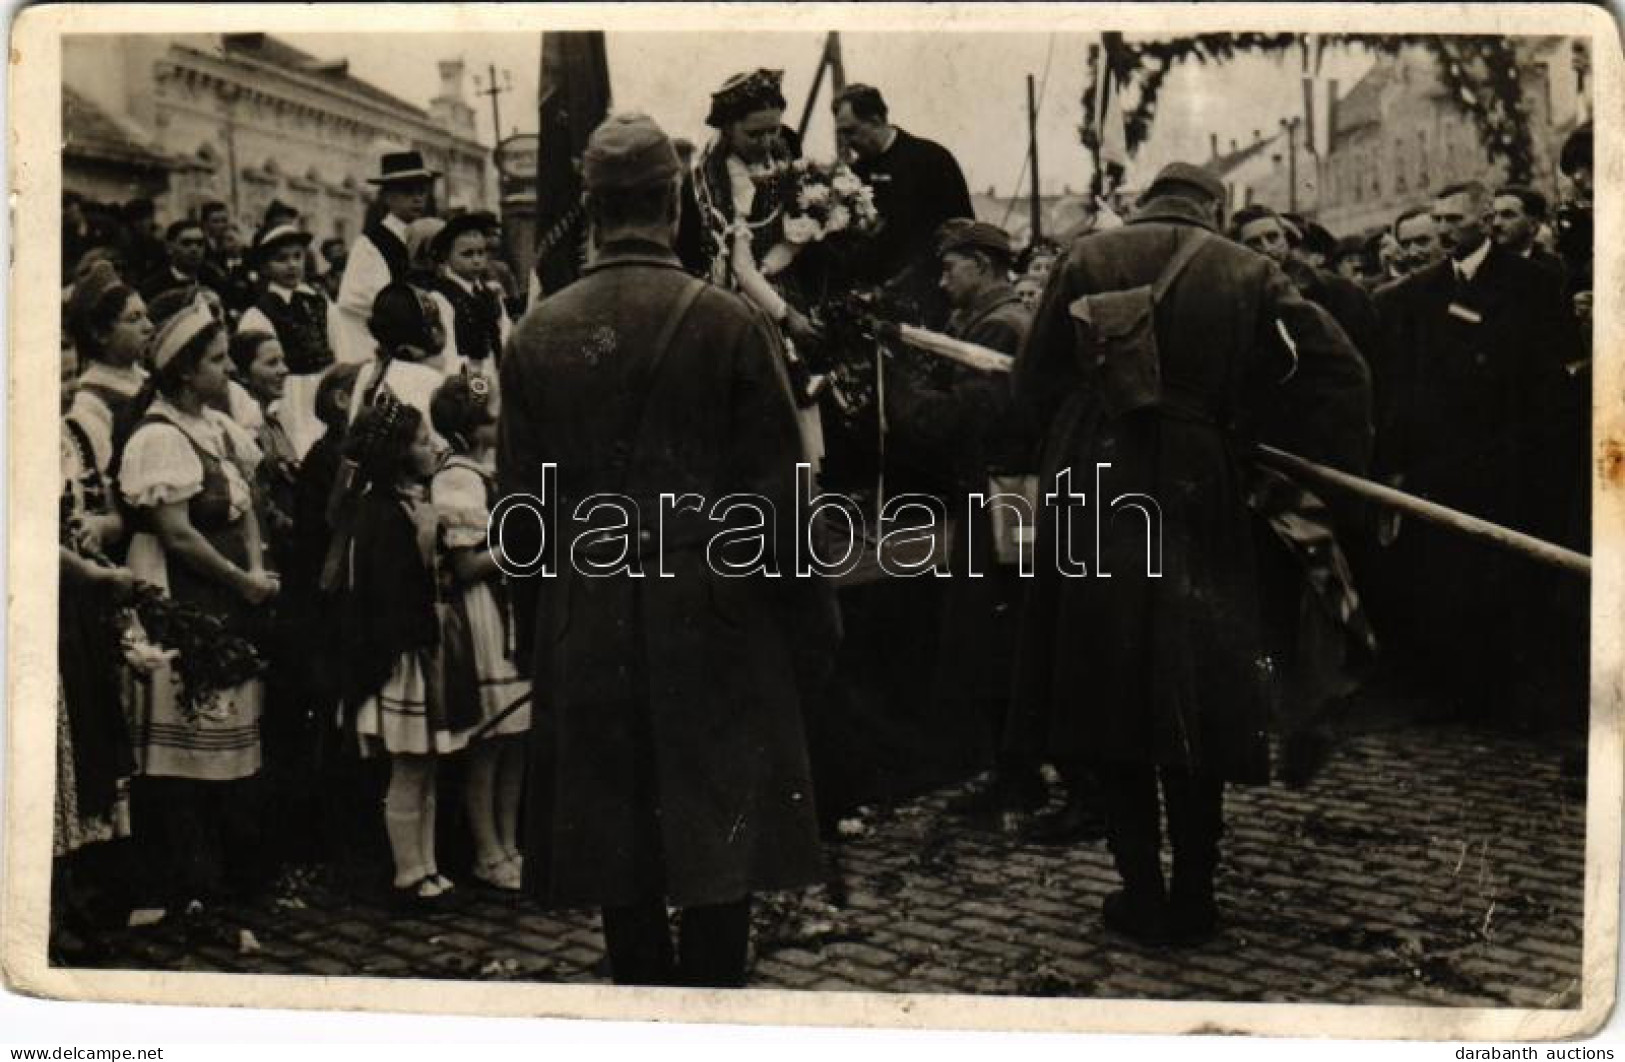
1253,129,1263,144
1229,138,1238,153
1210,132,1219,159
430,58,477,140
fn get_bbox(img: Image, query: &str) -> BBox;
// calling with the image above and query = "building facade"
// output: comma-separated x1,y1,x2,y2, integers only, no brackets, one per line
63,33,492,241
1300,41,1585,237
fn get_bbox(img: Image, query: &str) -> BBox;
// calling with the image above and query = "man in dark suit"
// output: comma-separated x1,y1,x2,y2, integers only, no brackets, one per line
499,113,836,988
1013,162,1369,945
1490,186,1568,287
1372,180,1582,724
137,219,226,303
833,83,974,328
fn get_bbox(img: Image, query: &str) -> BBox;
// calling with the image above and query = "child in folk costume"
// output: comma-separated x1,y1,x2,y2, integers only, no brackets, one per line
339,395,468,904
348,282,455,440
226,331,297,562
429,375,529,891
239,225,339,459
425,213,510,396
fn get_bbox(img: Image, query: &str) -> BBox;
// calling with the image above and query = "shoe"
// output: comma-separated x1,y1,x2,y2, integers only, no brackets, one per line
1167,882,1219,946
473,857,521,892
391,876,447,911
1101,889,1169,946
1021,798,1107,845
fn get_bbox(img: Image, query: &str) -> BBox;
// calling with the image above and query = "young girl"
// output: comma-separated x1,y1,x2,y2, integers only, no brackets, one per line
340,396,465,903
429,374,529,890
239,225,337,459
226,331,296,557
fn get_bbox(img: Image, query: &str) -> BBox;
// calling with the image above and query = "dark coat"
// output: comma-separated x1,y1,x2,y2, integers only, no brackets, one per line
1010,197,1370,784
498,239,834,910
1371,244,1578,532
849,128,975,326
885,285,1033,755
1370,243,1582,712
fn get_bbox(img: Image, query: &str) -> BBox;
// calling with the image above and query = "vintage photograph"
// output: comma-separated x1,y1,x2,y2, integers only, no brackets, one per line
9,2,1619,1037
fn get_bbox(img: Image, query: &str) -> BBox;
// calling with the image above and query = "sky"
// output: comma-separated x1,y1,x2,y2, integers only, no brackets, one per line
283,31,1375,196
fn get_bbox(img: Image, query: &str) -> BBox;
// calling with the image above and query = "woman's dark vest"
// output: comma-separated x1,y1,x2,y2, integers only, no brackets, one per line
429,275,503,364
253,288,335,375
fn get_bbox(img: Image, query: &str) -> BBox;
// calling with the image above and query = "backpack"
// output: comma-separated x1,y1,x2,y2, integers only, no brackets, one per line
1066,230,1211,418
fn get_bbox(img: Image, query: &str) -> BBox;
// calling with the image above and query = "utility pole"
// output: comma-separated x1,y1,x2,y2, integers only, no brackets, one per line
1281,116,1300,214
476,65,513,148
1027,73,1042,243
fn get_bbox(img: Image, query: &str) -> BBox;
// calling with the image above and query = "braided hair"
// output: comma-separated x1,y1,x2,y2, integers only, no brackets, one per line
344,392,423,489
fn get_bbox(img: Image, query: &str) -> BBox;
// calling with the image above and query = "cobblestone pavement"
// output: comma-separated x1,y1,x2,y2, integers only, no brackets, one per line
66,718,1587,1007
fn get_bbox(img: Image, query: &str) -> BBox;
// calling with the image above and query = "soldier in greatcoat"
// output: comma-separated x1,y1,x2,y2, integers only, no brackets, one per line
499,113,838,988
1011,163,1370,945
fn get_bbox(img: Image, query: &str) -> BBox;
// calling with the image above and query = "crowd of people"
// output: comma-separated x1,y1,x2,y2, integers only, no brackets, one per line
52,66,1595,986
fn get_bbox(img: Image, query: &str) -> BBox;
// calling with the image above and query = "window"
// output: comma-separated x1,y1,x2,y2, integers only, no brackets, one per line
1417,130,1430,189
1394,137,1407,192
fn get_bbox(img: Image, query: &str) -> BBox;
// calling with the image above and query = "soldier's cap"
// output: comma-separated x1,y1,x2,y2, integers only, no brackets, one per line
1143,162,1226,206
583,112,681,193
938,220,1012,261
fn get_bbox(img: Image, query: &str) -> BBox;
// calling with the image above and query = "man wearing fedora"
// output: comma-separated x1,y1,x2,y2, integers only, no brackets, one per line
335,150,440,364
499,113,836,988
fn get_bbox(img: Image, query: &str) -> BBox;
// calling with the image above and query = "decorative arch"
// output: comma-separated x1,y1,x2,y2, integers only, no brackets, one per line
1082,34,1535,185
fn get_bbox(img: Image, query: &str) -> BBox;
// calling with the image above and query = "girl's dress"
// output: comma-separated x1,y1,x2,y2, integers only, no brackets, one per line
431,455,529,736
345,485,472,756
118,396,264,781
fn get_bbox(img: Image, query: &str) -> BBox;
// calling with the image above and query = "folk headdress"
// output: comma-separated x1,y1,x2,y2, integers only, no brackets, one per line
706,69,787,129
150,295,218,372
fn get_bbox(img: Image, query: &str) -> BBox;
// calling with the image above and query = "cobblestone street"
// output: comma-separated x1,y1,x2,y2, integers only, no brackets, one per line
64,713,1588,1008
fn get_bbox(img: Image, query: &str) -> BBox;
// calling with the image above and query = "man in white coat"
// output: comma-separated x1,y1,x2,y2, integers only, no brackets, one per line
334,151,439,364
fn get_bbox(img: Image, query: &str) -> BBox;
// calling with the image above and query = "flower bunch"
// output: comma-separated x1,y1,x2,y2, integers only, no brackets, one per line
775,159,880,246
116,583,267,727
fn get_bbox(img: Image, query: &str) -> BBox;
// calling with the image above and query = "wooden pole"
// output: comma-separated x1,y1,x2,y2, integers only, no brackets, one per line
1252,445,1590,577
797,37,831,141
828,31,846,93
866,320,1594,579
1028,73,1043,243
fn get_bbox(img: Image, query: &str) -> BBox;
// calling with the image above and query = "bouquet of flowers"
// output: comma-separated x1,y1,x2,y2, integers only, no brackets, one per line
117,583,267,726
772,159,881,248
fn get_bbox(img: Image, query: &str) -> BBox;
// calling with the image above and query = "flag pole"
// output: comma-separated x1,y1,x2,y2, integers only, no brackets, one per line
1027,73,1043,243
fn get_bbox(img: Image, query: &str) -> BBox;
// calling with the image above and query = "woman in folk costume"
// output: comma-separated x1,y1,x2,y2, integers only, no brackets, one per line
696,70,831,467
56,337,138,948
238,224,338,459
339,395,467,905
429,375,529,891
695,69,824,350
334,151,439,365
426,212,510,395
65,262,153,481
114,302,280,908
